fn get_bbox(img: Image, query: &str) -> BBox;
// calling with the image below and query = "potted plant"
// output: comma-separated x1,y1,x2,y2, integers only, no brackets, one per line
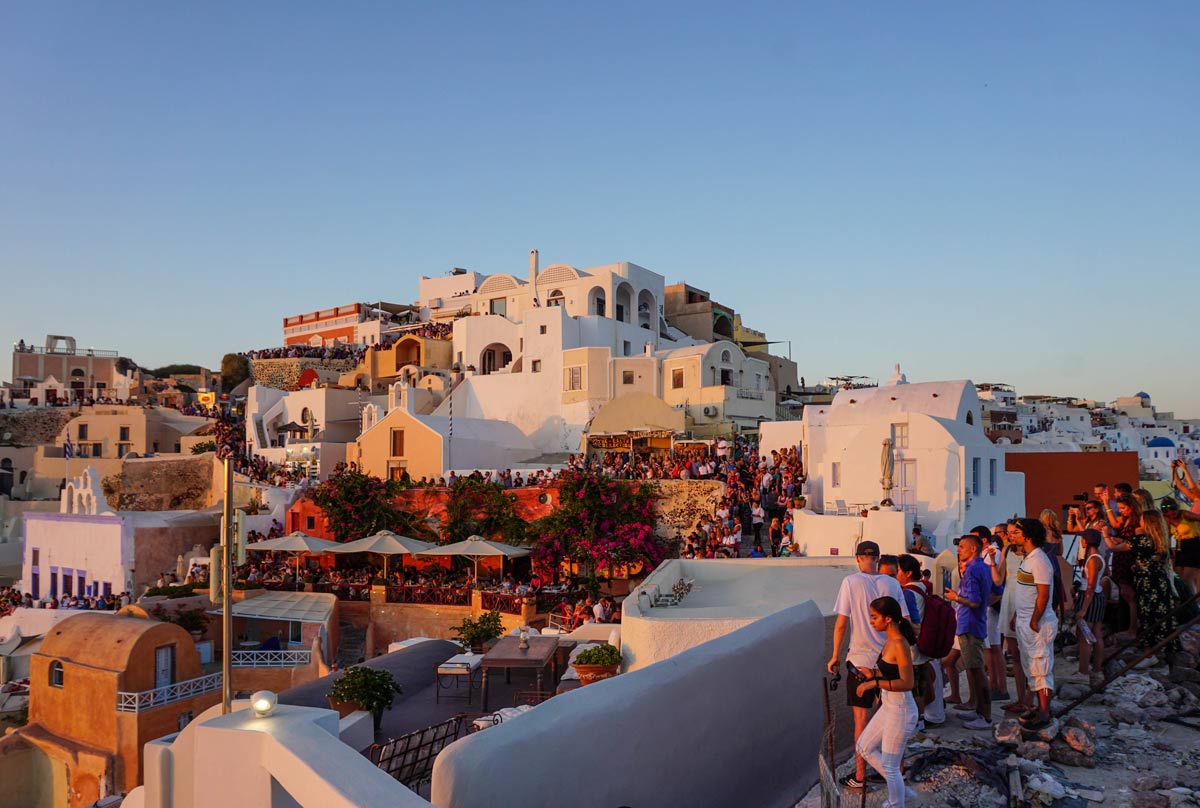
572,643,622,685
327,666,403,730
449,609,505,653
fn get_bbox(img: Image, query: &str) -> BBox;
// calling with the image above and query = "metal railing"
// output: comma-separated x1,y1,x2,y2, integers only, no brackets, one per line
311,582,372,601
14,345,119,357
385,585,471,606
480,591,524,615
116,672,222,713
231,650,311,668
736,388,764,400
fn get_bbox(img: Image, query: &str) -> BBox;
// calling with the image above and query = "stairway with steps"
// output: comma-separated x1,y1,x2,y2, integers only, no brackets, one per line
337,621,366,667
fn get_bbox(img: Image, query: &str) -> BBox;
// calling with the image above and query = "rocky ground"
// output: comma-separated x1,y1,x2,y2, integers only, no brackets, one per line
798,626,1200,807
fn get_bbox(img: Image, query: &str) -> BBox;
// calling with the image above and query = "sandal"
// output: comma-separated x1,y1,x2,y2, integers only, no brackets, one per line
841,775,865,790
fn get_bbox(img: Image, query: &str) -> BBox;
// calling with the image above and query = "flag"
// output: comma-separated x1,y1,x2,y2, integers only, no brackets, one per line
64,437,74,459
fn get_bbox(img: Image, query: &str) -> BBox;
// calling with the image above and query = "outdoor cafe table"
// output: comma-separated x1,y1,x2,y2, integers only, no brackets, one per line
480,636,559,711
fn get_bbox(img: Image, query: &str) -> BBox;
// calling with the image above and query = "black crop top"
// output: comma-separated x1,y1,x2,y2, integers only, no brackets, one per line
876,653,900,680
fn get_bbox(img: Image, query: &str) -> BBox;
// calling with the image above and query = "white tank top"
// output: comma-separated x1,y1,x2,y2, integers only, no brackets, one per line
1086,554,1107,594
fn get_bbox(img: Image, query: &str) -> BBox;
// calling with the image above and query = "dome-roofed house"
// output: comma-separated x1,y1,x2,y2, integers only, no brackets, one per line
0,611,220,808
1147,436,1176,448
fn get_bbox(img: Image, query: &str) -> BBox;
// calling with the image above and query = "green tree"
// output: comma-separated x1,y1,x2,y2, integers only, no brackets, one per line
190,440,217,455
306,468,428,542
148,364,202,378
220,353,251,390
440,478,526,545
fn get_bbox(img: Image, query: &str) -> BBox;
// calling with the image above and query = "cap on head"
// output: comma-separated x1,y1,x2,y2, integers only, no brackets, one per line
856,540,880,557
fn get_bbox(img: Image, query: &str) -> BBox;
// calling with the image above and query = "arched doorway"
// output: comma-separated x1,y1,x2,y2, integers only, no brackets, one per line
713,312,734,340
588,286,607,317
479,343,514,375
637,290,656,331
615,283,634,324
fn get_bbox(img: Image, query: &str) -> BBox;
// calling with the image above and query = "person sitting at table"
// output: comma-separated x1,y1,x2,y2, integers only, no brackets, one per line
529,572,542,591
568,601,589,631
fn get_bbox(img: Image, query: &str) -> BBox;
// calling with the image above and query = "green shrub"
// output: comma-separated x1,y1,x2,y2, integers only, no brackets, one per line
327,666,402,713
574,644,622,667
449,609,505,651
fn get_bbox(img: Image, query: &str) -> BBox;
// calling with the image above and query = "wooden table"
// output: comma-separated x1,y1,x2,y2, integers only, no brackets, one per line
480,636,559,711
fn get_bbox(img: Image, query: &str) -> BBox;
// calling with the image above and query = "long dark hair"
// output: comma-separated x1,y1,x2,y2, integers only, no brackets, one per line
871,596,917,645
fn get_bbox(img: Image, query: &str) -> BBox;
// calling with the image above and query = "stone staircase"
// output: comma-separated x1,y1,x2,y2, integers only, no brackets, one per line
337,621,366,667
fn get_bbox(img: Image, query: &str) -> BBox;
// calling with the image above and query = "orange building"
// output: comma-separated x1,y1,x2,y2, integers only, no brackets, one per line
282,303,368,347
1005,451,1140,523
0,612,221,808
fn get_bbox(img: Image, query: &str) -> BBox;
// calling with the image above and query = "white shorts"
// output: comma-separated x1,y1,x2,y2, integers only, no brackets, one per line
1015,615,1058,693
987,607,1001,647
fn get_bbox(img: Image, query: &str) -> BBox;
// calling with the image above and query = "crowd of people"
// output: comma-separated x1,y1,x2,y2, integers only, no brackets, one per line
823,475,1195,805
208,410,305,487
240,323,453,366
1,585,130,615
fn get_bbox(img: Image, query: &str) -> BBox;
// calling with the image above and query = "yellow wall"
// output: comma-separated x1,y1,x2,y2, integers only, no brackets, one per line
560,347,610,405
354,408,444,481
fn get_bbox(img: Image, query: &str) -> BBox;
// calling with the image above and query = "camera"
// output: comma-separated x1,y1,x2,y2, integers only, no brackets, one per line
1072,492,1088,502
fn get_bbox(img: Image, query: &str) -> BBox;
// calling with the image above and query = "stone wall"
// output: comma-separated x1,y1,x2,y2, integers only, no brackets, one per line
0,409,76,445
250,359,358,392
103,455,220,511
647,479,725,541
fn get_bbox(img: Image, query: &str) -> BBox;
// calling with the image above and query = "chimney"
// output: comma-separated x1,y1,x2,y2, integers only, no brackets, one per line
529,249,539,304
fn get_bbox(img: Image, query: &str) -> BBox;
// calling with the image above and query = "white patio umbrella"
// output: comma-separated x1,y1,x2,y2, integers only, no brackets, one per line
244,530,340,579
881,438,895,500
326,529,435,579
414,534,531,582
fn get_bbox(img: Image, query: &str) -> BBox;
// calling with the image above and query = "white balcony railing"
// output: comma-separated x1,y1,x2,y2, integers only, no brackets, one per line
231,650,312,668
736,388,764,400
117,672,222,713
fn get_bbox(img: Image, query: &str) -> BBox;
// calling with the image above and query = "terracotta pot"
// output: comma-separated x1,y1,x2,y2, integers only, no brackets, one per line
573,663,619,686
326,696,358,718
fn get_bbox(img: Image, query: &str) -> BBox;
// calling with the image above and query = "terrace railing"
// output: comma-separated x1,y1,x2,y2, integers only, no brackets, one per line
261,580,306,592
385,585,470,606
231,650,312,668
116,672,222,713
480,591,524,615
311,582,372,601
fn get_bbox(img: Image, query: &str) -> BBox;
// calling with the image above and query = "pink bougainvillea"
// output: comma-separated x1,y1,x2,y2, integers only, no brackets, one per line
529,469,663,579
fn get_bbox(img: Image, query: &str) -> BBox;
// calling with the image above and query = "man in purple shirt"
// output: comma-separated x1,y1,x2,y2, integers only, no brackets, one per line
946,534,993,729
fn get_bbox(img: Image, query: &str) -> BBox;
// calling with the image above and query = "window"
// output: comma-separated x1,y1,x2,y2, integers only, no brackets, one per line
547,289,565,307
721,350,732,363
672,369,684,389
965,411,975,426
289,621,303,644
77,424,88,440
831,462,842,488
49,661,64,688
622,371,635,385
390,429,405,458
119,426,130,441
971,457,981,495
539,325,547,335
989,459,998,496
118,444,130,458
489,298,507,317
531,360,542,373
32,549,39,566
755,374,762,389
720,369,733,386
305,516,316,530
389,466,406,482
615,304,626,322
565,367,583,391
892,423,909,450
623,341,631,357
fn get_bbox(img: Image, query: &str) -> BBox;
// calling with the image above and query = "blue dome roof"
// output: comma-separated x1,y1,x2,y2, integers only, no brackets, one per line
1135,391,1150,399
1147,437,1175,448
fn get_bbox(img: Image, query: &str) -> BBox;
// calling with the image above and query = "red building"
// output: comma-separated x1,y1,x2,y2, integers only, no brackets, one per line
1005,451,1140,523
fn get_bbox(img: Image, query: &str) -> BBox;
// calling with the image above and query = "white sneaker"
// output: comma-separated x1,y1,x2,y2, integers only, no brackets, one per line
956,711,981,722
963,717,992,730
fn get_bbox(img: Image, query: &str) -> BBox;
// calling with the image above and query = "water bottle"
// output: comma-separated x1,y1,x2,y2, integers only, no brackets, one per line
1079,620,1096,646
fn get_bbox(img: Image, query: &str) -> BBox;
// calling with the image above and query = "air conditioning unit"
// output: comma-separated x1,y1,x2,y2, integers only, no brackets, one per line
702,405,718,417
428,298,443,309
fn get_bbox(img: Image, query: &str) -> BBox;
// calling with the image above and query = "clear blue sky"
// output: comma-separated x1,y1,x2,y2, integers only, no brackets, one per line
2,3,1197,415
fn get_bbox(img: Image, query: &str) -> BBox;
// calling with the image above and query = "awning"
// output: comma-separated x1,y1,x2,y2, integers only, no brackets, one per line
208,591,335,624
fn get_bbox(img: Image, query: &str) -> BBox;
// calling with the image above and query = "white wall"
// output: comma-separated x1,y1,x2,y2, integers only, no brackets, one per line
21,513,131,598
791,508,910,558
431,600,825,808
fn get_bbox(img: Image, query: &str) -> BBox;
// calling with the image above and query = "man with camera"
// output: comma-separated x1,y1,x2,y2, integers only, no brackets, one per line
1067,497,1109,566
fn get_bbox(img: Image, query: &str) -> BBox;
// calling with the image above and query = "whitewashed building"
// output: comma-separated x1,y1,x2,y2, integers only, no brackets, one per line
800,366,1024,547
20,468,219,599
